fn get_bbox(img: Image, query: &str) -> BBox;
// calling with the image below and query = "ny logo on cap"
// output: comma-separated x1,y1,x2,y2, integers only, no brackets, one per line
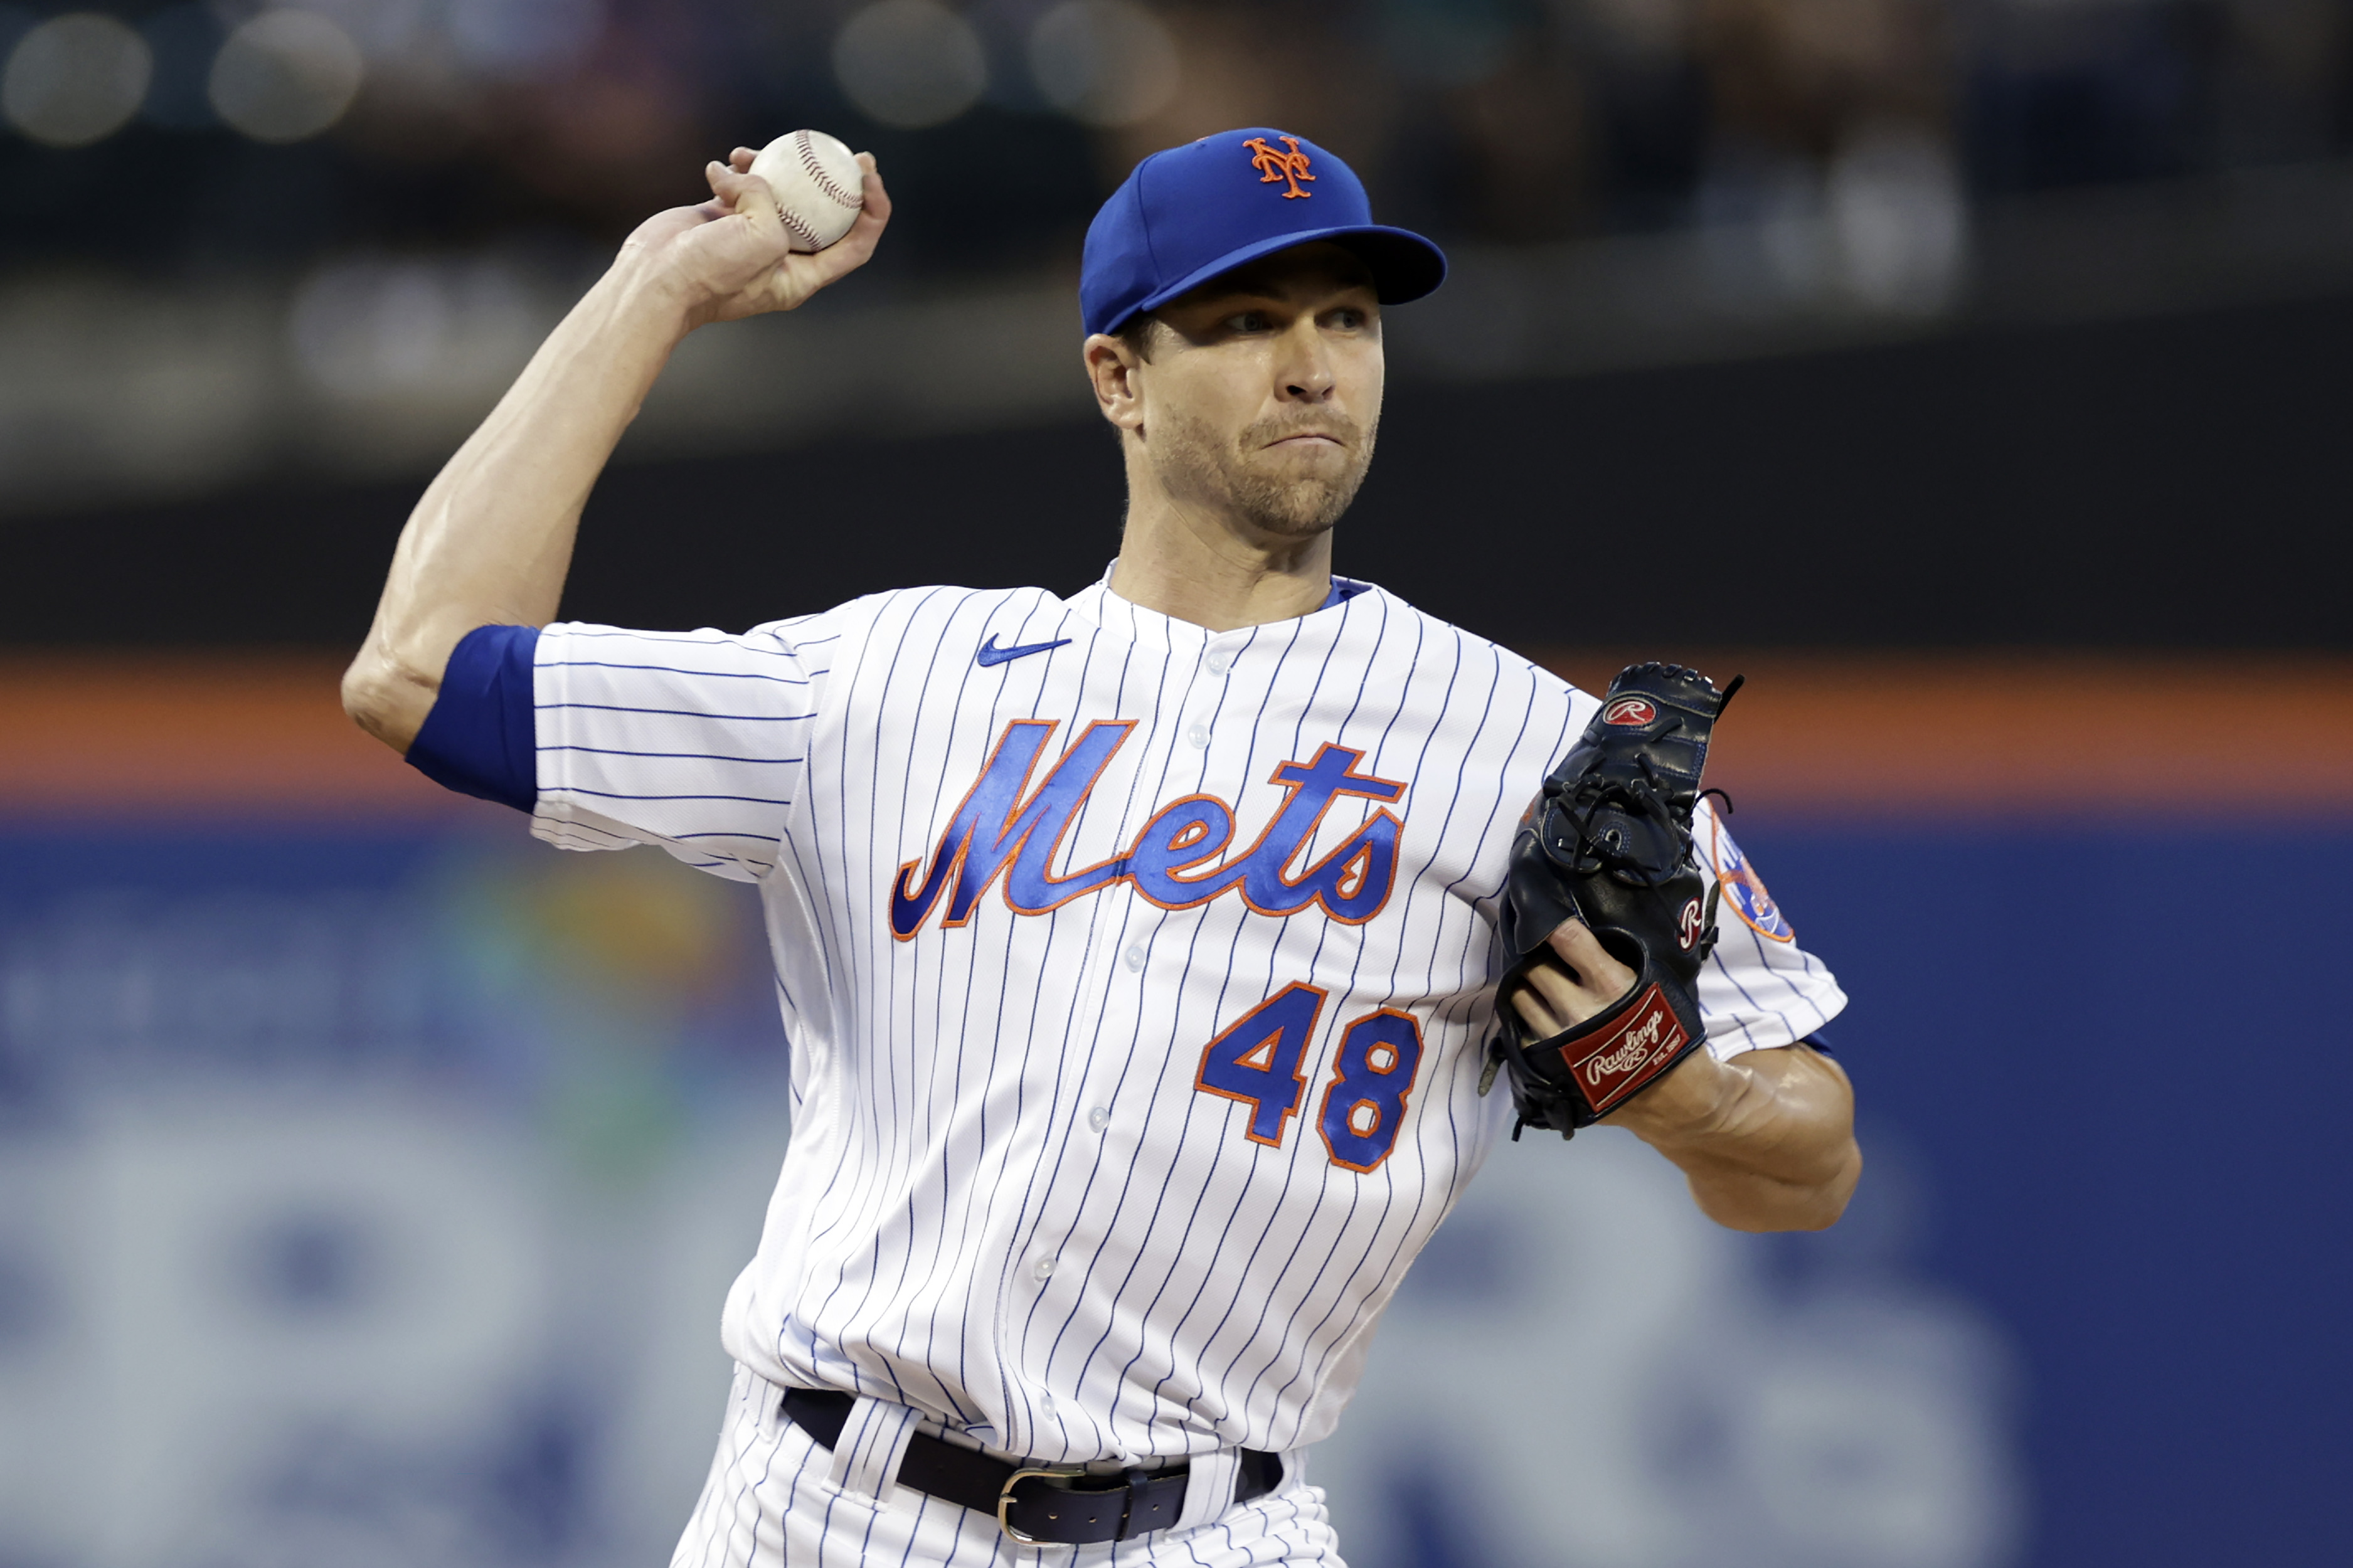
1243,135,1315,199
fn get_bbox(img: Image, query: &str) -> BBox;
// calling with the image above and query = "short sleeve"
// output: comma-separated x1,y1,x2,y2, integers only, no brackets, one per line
1691,800,1850,1059
405,624,540,812
528,618,831,882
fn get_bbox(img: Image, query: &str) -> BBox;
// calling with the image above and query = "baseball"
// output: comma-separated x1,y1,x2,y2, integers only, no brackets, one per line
746,129,865,253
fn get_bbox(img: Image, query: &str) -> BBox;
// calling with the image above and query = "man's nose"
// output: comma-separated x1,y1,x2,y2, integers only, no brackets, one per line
1275,316,1336,401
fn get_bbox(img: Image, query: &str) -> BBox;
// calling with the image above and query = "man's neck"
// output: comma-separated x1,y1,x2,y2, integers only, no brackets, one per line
1107,492,1334,633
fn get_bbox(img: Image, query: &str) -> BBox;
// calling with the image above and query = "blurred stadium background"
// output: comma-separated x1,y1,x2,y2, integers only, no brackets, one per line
3,1,2351,1565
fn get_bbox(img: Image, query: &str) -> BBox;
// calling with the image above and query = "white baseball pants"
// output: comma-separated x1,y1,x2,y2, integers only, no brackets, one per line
670,1365,1346,1567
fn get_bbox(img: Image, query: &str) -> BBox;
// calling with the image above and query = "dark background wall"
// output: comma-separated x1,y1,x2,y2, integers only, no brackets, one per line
16,290,2351,652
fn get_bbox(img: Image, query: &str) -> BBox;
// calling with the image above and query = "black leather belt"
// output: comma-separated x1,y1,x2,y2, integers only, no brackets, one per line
780,1387,1283,1545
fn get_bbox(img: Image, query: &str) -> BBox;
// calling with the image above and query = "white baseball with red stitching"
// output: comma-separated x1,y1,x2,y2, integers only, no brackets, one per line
746,129,864,253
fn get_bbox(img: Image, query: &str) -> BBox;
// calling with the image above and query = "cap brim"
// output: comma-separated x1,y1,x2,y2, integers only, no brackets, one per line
1108,224,1447,336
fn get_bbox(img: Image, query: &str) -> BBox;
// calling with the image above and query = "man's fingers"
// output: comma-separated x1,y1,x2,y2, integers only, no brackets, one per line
1506,922,1639,1039
1547,919,1634,993
1527,955,1594,1013
831,159,892,255
1507,952,1591,1038
1509,983,1559,1036
797,159,891,284
680,149,884,319
706,162,772,218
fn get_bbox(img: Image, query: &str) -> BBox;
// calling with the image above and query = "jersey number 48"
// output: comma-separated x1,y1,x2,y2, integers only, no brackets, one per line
1193,984,1426,1173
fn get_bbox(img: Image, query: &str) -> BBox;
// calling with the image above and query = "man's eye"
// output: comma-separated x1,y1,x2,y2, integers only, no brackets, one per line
1330,309,1364,330
1228,311,1270,332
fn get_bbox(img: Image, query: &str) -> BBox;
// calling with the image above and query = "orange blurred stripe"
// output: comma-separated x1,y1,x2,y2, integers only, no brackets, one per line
1536,651,2353,817
1,651,2346,820
0,653,465,818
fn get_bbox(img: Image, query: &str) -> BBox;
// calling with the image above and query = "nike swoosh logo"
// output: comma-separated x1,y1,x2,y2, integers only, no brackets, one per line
976,634,1073,668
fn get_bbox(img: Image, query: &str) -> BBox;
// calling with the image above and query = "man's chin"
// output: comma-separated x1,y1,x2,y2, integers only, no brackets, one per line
1239,479,1362,538
1238,450,1370,521
1152,429,1369,538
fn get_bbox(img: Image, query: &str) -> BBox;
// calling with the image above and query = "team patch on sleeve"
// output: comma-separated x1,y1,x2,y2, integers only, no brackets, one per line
1708,812,1795,942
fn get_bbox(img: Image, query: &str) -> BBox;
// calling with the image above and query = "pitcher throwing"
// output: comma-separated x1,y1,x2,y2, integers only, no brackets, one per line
343,127,1860,1566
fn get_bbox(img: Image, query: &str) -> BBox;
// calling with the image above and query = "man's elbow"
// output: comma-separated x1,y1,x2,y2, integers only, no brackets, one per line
1700,1141,1864,1234
340,647,435,755
1782,1143,1864,1232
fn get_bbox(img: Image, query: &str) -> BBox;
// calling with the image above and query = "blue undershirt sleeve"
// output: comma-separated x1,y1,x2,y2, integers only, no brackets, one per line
405,623,541,813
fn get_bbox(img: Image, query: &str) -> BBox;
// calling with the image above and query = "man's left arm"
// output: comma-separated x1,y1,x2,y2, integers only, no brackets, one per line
1511,922,1861,1232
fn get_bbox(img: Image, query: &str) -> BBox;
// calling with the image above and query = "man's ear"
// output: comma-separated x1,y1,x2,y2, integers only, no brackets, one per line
1083,332,1145,437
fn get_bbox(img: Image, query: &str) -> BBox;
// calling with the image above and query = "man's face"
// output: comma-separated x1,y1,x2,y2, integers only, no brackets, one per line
1125,243,1384,540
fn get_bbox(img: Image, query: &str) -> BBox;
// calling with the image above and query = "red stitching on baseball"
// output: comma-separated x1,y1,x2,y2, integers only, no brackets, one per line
777,205,823,252
795,130,862,212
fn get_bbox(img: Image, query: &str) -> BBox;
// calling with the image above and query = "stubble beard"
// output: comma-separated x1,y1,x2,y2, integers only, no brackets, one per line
1152,408,1379,539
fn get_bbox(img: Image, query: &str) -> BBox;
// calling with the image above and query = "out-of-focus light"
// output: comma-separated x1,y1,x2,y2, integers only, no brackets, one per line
208,10,364,144
290,256,541,401
1828,126,1967,315
447,0,603,81
1,13,152,149
301,0,432,63
832,0,986,131
1028,0,1178,129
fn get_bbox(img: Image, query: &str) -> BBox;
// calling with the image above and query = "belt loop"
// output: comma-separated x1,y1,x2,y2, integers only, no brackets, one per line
826,1396,923,1507
738,1365,780,1438
1112,1468,1142,1539
1172,1448,1240,1531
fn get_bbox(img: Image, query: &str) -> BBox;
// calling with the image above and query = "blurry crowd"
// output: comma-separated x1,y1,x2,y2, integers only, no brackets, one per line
1,0,2349,280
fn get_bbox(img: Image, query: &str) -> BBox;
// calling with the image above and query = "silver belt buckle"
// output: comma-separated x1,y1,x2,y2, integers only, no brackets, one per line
996,1465,1092,1545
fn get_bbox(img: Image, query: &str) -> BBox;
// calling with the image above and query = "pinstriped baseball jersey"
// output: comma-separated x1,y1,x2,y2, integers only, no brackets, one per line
529,570,1846,1465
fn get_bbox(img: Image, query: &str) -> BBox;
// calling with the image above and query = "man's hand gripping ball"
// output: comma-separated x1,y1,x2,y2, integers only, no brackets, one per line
619,139,891,329
1482,663,1743,1138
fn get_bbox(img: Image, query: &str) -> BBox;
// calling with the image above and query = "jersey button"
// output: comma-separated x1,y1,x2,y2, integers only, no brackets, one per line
1123,943,1145,971
1186,723,1210,749
1206,650,1232,676
1033,1256,1056,1279
1087,1106,1110,1133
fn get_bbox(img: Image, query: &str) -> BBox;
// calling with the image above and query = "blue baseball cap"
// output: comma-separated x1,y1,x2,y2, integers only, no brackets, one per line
1080,128,1447,338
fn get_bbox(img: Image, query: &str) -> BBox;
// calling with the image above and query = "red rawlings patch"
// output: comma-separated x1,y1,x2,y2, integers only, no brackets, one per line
1562,983,1689,1113
1602,696,1655,726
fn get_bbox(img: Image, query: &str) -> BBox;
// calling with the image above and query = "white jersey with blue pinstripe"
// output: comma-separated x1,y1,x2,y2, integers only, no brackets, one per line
528,571,1846,1466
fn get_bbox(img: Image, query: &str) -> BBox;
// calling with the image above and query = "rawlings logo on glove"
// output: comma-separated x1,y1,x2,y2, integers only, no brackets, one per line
1482,662,1742,1140
1573,987,1689,1103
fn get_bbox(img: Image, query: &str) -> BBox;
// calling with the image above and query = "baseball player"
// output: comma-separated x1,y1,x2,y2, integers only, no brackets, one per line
344,128,1858,1565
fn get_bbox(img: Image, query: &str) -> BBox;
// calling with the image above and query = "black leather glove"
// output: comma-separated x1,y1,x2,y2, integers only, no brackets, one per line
1483,663,1743,1139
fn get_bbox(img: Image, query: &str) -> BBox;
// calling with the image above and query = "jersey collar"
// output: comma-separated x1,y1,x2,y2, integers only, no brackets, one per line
1069,561,1374,653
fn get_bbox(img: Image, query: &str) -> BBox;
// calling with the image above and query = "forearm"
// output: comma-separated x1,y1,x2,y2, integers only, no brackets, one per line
342,252,693,751
1607,1044,1860,1232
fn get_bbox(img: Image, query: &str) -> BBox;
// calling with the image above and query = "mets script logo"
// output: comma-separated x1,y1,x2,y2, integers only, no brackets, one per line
890,719,1405,939
1245,135,1315,198
1603,696,1655,726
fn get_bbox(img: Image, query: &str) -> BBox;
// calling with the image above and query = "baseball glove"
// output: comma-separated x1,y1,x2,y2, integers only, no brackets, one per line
1481,663,1743,1140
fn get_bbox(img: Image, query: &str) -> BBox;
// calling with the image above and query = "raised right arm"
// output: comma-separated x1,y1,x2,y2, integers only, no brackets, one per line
341,149,891,752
